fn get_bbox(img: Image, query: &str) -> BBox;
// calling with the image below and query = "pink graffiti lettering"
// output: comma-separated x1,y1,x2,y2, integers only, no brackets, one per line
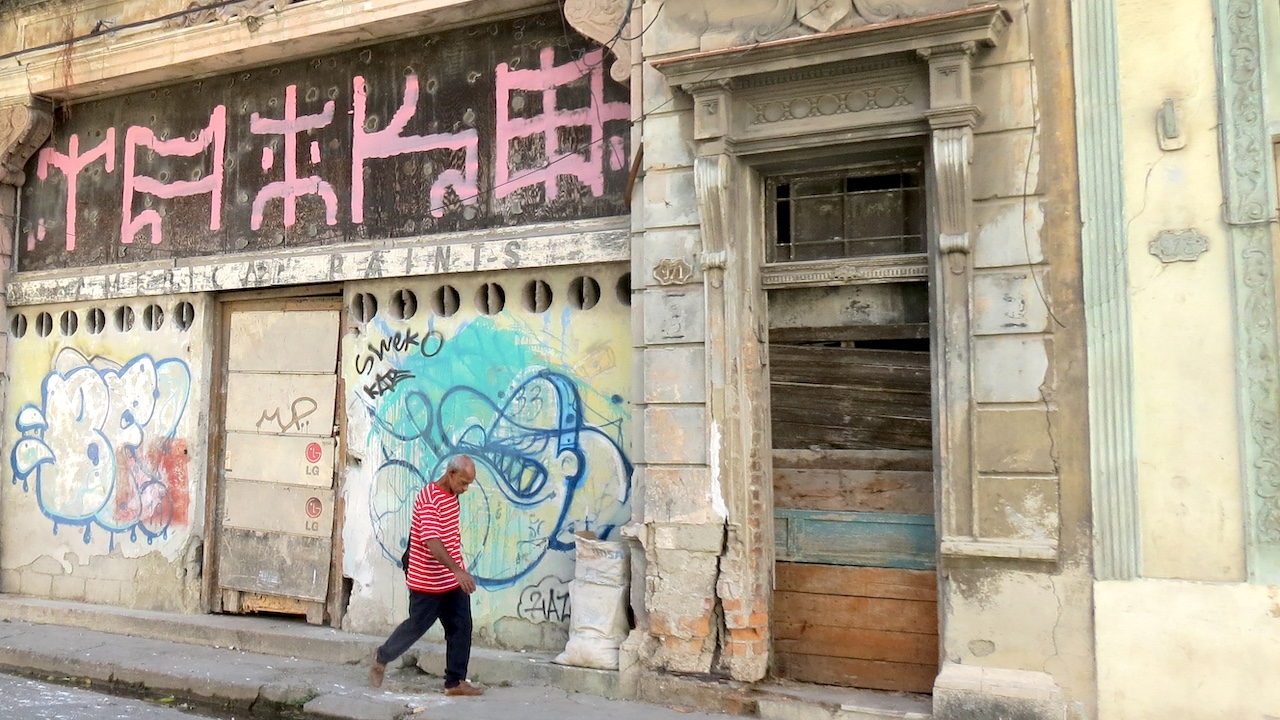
26,218,47,252
250,85,339,230
494,47,628,201
36,130,116,252
351,75,480,222
121,106,227,245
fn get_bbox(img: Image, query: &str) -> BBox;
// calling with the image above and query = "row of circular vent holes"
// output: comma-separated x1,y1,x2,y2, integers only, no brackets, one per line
352,274,632,323
10,302,196,339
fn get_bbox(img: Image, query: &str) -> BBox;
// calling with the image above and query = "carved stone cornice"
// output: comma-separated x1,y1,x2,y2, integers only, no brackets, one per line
564,0,633,84
652,4,1008,89
0,100,54,187
761,254,928,288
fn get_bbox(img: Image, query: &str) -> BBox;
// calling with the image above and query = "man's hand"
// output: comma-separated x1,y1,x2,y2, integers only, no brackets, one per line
454,568,477,594
426,538,476,593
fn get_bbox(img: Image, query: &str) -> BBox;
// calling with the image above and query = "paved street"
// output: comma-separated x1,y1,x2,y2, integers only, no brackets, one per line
0,671,221,719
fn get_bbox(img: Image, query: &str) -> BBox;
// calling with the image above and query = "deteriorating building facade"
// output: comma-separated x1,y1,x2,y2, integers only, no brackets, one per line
0,0,1193,718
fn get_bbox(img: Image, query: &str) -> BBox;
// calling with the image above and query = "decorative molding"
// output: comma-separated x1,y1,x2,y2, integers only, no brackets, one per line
749,83,914,125
162,0,296,30
1075,0,1141,580
940,537,1059,561
652,258,695,285
651,5,1008,90
1216,0,1280,582
798,0,854,32
564,0,633,85
700,250,728,271
853,0,973,25
761,254,928,288
7,218,629,305
733,55,916,91
0,100,54,187
930,125,974,262
1148,229,1209,263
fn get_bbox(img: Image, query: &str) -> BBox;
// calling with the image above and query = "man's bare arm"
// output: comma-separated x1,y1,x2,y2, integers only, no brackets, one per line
425,538,476,594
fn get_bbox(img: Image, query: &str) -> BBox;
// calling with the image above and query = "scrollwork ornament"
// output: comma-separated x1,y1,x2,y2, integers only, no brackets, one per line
564,0,634,84
1217,0,1280,566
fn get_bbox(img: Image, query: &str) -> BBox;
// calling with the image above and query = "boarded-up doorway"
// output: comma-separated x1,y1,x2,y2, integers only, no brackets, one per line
214,298,341,625
769,280,939,693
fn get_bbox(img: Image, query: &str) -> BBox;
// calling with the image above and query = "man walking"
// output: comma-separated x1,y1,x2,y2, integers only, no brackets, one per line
369,454,485,696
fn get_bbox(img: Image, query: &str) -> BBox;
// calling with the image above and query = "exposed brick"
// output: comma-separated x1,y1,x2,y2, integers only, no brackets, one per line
677,615,710,637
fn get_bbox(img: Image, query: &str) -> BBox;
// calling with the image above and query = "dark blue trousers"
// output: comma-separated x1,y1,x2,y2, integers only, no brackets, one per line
375,587,472,687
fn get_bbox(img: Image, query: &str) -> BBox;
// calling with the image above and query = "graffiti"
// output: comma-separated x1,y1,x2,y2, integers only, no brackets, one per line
360,316,632,590
364,369,414,399
254,397,318,433
18,11,630,271
10,349,192,546
122,106,226,245
517,575,572,623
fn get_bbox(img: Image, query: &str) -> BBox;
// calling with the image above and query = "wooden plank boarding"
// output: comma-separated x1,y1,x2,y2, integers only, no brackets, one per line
773,562,939,692
774,449,932,471
774,653,936,694
775,509,936,569
773,467,933,514
775,563,936,601
766,291,937,691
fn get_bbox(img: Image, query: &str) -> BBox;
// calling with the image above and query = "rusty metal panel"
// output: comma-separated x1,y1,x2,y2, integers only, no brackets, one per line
223,479,334,536
217,527,332,601
228,310,339,374
16,10,630,271
224,432,334,488
225,373,336,436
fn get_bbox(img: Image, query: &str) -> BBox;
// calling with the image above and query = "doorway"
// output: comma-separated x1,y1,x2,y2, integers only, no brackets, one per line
765,158,938,693
211,297,342,625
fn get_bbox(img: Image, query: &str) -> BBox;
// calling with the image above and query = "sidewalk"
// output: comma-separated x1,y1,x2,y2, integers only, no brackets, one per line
0,596,932,720
0,612,723,720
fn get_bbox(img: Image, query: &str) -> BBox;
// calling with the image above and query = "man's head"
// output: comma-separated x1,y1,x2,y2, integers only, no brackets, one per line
439,454,476,496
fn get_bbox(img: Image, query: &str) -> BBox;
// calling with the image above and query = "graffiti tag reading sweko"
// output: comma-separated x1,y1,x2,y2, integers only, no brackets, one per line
11,349,193,547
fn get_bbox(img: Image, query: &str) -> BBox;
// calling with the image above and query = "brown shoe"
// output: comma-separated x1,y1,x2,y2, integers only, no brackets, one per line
368,653,386,689
443,680,485,696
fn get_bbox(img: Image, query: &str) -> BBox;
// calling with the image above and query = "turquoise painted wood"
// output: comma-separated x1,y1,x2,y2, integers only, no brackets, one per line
774,509,936,570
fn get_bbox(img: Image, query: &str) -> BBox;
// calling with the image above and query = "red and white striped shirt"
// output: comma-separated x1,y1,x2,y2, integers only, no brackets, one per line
406,482,464,593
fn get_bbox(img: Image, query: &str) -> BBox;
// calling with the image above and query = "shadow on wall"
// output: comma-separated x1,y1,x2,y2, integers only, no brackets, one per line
11,348,192,549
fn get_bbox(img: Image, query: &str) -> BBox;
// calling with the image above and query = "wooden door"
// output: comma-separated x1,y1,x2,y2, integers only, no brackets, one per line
768,283,938,693
215,298,341,624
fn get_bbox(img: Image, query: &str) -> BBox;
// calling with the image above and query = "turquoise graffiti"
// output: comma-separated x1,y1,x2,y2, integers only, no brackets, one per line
10,348,193,547
357,314,631,589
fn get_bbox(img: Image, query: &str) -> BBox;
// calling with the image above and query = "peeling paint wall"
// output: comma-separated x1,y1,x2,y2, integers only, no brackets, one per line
338,266,633,650
1,295,210,612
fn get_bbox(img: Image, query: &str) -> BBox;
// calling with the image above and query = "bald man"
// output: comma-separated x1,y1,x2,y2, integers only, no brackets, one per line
370,455,484,696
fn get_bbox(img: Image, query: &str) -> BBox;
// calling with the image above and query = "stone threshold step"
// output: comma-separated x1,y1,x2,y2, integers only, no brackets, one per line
756,680,931,720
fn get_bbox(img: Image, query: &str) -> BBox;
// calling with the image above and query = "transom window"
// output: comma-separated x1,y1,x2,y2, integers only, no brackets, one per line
767,155,925,263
